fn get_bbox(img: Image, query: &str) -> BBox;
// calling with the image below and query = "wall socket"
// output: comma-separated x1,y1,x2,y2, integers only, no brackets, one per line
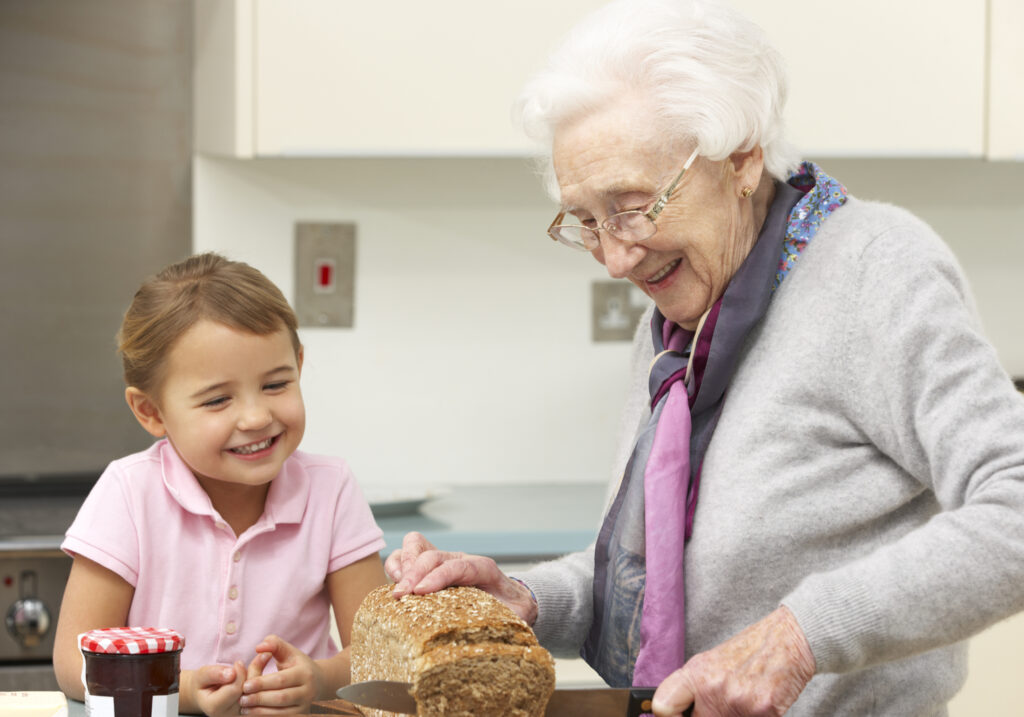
294,222,356,328
591,280,650,342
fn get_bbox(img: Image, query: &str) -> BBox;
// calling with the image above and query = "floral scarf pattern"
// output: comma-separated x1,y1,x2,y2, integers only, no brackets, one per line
776,161,848,287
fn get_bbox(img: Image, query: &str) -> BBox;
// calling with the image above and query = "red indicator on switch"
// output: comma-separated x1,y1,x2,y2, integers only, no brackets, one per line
314,258,336,294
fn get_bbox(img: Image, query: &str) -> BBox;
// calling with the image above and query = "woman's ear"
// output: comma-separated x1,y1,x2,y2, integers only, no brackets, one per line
125,387,167,438
730,145,766,195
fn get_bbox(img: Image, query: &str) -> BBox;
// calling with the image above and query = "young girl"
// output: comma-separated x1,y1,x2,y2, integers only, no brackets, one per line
53,253,387,716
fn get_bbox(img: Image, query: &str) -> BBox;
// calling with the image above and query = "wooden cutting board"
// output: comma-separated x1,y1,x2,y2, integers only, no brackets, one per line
308,698,365,715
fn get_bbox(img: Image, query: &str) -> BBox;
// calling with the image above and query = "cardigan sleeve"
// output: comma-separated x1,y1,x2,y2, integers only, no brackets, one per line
782,208,1024,674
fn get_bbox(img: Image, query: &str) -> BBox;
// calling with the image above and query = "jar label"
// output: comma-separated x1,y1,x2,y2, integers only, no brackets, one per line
84,694,111,717
85,692,179,717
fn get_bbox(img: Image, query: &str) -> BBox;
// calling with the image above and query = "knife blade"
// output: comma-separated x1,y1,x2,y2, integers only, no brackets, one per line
336,680,416,714
336,681,692,716
545,686,658,716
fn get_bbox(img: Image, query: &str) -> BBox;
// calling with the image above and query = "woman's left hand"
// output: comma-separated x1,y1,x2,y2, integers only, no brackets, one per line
239,634,324,714
651,606,816,717
386,531,539,625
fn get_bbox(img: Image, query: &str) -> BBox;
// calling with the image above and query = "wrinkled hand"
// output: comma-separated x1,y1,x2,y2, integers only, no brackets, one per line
386,531,538,625
240,635,323,714
190,661,246,717
651,606,816,717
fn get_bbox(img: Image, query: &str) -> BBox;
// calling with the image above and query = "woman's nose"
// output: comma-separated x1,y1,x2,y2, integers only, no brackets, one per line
596,233,645,279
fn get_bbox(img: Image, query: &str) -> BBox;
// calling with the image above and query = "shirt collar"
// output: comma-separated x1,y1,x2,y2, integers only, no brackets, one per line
158,439,308,526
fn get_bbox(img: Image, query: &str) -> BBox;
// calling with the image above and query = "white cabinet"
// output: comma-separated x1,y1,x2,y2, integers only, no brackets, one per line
196,0,1001,159
732,0,987,158
194,0,602,157
988,0,1024,159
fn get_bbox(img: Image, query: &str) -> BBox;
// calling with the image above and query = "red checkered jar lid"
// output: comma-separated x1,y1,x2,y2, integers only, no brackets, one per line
79,627,185,655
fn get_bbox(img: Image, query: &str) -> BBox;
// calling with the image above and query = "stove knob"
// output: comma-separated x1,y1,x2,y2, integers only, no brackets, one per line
5,597,51,648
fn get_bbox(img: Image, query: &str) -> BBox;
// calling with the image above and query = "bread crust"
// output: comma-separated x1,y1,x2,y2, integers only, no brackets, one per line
351,586,555,717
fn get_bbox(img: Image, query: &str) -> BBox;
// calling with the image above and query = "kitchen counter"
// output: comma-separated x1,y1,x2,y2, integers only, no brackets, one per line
0,482,609,559
66,697,362,716
372,483,607,562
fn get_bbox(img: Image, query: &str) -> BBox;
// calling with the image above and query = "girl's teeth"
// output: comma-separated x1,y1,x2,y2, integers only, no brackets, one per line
232,438,273,455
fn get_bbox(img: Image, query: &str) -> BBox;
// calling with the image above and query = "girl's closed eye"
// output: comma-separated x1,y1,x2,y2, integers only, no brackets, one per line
201,395,230,409
264,380,291,392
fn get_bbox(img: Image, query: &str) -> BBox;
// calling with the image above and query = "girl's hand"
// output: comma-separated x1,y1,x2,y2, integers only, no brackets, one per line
650,606,816,717
240,635,324,714
186,662,245,717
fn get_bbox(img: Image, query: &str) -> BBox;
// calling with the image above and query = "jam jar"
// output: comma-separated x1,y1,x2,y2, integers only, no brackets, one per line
79,627,184,717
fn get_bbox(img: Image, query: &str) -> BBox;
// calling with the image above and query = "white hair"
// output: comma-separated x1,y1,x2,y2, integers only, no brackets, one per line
514,0,801,199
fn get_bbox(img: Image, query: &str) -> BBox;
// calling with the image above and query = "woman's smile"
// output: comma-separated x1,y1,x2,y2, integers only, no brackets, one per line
643,257,683,286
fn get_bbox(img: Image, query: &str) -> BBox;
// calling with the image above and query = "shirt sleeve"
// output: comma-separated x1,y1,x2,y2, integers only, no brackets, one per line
782,212,1024,674
327,461,386,573
61,462,142,586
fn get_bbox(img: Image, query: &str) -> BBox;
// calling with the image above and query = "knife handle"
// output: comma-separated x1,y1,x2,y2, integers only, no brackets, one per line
626,688,655,717
626,688,693,716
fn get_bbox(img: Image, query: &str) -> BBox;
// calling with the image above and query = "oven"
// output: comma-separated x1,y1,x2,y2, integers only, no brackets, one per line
0,480,92,691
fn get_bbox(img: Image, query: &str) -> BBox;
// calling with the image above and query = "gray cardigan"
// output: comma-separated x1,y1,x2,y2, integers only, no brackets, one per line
521,196,1024,715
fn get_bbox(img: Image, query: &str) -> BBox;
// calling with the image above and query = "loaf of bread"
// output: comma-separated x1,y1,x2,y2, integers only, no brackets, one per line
350,585,555,717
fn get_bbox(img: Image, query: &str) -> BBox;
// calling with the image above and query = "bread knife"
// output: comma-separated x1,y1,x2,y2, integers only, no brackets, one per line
336,681,692,716
336,680,417,714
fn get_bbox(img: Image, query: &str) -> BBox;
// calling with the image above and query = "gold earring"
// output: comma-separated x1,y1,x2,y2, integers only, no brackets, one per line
741,187,754,198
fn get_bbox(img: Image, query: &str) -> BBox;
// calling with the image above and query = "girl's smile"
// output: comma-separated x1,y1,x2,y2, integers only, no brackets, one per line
228,434,279,457
126,319,306,503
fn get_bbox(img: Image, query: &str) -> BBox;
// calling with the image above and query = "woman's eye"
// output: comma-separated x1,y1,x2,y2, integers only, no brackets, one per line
615,191,656,214
613,202,651,215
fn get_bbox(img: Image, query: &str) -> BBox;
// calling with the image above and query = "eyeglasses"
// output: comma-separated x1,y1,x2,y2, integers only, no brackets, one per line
546,148,700,252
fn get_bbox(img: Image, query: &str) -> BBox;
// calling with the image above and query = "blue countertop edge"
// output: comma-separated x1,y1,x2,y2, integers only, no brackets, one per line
379,528,596,563
371,482,607,563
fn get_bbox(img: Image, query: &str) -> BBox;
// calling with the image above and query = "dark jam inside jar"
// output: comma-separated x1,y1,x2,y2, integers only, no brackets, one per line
84,650,181,717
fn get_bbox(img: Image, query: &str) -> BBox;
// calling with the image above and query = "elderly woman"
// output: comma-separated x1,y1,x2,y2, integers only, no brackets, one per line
388,0,1024,714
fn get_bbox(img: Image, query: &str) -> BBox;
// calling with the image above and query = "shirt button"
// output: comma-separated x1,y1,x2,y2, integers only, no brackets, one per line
216,521,227,531
229,586,239,600
233,551,241,562
226,621,237,635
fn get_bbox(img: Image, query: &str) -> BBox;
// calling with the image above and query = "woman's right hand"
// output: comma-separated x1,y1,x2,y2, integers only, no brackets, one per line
385,531,538,625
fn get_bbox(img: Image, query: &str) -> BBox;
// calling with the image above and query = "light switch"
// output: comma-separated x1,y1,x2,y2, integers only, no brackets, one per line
294,222,355,327
313,258,336,294
591,280,650,342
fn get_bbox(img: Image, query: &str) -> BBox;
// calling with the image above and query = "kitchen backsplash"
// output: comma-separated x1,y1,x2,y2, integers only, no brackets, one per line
194,156,1024,490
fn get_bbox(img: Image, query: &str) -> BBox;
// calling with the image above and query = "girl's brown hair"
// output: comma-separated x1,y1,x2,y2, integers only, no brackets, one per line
117,252,301,396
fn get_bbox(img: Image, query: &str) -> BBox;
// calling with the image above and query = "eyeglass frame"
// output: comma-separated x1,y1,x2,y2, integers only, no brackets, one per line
546,147,701,252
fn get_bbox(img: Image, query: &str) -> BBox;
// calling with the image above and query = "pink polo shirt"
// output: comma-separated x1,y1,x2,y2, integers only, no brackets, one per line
62,440,385,671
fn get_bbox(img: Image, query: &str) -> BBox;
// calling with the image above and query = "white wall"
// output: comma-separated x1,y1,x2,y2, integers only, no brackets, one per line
194,156,635,491
194,156,1024,493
